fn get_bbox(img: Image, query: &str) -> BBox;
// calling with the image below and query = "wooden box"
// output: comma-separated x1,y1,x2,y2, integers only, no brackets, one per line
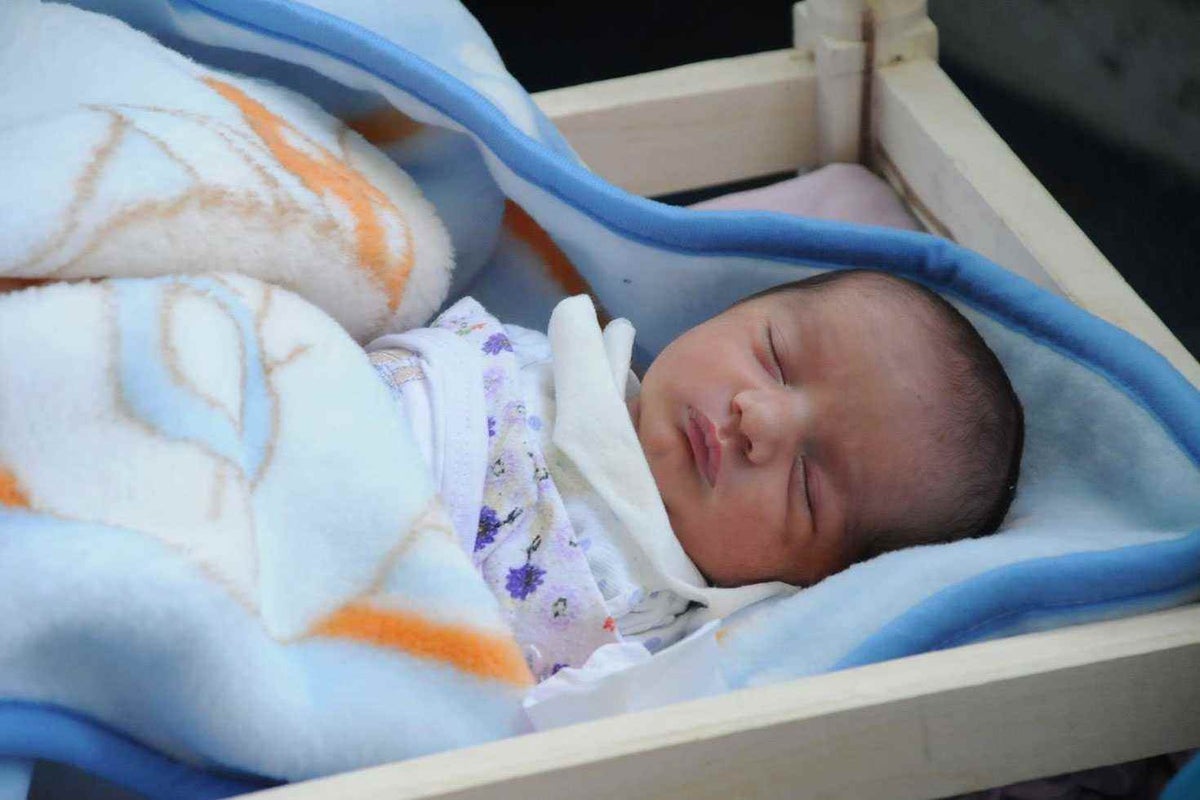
251,2,1200,797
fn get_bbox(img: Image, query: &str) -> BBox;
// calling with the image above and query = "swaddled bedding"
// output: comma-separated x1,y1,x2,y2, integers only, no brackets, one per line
1,0,1199,798
0,2,533,796
366,295,791,682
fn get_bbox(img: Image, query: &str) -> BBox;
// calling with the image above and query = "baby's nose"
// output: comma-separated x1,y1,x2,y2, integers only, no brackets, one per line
731,387,804,466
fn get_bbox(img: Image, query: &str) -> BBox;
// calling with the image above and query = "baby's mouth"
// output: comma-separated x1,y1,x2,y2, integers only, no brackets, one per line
685,407,721,487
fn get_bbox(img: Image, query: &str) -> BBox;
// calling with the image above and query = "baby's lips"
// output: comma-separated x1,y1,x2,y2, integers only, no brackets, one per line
688,406,722,486
705,426,724,486
684,407,712,486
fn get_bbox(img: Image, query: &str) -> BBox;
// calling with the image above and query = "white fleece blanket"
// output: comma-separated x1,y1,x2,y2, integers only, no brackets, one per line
0,274,532,789
0,4,538,796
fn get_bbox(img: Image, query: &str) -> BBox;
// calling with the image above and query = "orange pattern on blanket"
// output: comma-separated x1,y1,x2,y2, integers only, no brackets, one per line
311,602,533,687
0,278,50,294
0,468,30,508
502,201,611,326
203,78,414,311
346,107,425,146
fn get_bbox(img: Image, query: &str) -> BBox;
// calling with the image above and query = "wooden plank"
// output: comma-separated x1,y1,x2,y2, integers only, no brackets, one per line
532,50,818,197
794,0,938,165
249,604,1200,800
873,58,1200,387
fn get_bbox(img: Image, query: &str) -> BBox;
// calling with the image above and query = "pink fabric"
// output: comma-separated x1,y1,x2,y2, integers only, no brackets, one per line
686,163,916,231
691,163,921,231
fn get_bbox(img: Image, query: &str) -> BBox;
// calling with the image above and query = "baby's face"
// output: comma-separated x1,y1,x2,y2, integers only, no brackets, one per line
632,288,948,587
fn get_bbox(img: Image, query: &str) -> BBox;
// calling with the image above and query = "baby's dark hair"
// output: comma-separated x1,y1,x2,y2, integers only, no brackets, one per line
750,269,1024,558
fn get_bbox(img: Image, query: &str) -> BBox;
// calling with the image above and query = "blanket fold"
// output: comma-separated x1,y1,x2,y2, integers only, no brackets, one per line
0,0,454,342
0,274,531,792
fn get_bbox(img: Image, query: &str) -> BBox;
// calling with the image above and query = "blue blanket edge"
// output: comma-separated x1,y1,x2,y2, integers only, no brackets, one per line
836,527,1200,669
0,702,275,799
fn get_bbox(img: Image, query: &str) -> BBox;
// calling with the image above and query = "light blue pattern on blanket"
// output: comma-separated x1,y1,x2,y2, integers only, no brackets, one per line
0,271,532,799
115,278,273,479
5,0,1200,797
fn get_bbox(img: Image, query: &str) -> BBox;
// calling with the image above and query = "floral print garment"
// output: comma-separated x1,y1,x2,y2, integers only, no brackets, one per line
432,298,619,680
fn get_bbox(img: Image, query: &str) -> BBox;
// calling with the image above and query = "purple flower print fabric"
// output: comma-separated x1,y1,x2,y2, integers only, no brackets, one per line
433,299,618,681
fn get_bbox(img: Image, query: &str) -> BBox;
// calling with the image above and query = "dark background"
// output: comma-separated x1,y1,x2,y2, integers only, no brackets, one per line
463,0,1200,360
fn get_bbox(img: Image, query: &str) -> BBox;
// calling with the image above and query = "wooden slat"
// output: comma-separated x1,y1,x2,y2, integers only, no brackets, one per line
533,50,818,196
873,58,1200,387
249,604,1200,800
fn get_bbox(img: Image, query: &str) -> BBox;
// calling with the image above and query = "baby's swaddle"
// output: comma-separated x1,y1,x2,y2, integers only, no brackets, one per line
371,298,620,680
369,296,794,678
509,315,709,652
0,0,456,343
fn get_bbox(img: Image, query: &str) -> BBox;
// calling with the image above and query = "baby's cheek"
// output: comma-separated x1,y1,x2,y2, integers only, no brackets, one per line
713,496,792,582
674,503,751,585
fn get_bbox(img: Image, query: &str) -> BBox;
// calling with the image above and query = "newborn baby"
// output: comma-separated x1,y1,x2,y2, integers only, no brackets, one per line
369,269,1023,679
635,269,1024,588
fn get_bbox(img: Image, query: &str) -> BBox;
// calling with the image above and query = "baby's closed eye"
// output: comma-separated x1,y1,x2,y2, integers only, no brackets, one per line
791,456,812,514
765,324,786,384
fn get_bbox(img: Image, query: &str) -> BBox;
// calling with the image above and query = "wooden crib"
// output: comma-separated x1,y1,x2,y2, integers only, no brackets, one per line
251,1,1200,797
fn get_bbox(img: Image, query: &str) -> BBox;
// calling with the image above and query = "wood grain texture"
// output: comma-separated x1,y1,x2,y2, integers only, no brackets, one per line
250,605,1200,800
533,50,819,196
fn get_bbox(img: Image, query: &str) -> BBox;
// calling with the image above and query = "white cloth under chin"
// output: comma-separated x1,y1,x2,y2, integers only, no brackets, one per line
543,297,796,617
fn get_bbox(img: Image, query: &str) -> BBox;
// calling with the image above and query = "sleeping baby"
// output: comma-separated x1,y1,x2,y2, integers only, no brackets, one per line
367,269,1025,681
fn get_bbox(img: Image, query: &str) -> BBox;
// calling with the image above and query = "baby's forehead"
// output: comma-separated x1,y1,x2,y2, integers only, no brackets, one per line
773,280,960,424
768,277,945,348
